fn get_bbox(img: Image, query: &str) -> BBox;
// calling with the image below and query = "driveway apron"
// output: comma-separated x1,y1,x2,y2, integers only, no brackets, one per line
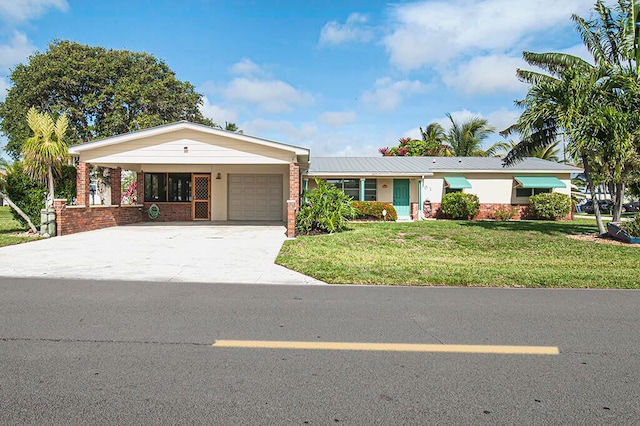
0,223,325,285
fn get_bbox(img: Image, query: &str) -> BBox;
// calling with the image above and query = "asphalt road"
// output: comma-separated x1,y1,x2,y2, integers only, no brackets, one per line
1,278,639,425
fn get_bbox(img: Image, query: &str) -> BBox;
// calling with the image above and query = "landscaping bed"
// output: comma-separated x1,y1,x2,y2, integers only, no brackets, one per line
277,219,639,288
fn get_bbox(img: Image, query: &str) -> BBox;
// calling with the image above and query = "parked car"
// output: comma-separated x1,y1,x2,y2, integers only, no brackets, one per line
623,200,640,212
582,199,614,214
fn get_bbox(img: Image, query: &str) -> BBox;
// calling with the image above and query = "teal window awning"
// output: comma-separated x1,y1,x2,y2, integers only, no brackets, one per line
444,176,472,189
514,176,565,189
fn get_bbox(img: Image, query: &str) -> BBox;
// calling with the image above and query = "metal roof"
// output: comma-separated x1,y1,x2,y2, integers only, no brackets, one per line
307,157,582,175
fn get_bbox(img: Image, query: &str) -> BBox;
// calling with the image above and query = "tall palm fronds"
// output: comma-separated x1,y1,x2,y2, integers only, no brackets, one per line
21,107,69,208
445,113,497,157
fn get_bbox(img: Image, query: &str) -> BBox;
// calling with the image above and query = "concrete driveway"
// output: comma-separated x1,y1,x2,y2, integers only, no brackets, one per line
0,223,325,285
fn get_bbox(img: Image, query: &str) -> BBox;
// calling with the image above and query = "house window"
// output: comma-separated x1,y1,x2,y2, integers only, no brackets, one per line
445,187,463,194
516,187,552,197
364,179,377,201
144,173,192,202
327,178,377,200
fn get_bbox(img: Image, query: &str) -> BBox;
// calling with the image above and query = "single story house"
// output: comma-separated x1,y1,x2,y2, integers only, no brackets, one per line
306,157,581,220
56,121,581,237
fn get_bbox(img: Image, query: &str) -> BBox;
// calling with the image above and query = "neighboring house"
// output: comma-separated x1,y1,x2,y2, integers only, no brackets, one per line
55,121,581,237
306,157,581,220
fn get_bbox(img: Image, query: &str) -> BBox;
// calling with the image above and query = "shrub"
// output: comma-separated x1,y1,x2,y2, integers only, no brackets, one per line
620,214,640,237
4,162,46,227
441,192,480,219
529,192,571,220
352,201,398,221
494,205,518,221
296,179,358,234
3,162,76,228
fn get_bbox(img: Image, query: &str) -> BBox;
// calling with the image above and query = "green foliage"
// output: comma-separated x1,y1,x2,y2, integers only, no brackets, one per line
529,192,571,220
3,162,76,227
296,179,358,234
3,162,46,227
493,205,518,221
0,40,213,159
620,214,640,237
352,201,398,221
441,192,480,219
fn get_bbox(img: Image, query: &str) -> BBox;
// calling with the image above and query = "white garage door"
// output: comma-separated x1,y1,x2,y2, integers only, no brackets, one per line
228,174,284,221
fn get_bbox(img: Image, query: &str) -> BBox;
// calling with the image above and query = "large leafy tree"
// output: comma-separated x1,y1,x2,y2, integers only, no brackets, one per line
0,40,214,159
22,107,69,208
504,0,640,231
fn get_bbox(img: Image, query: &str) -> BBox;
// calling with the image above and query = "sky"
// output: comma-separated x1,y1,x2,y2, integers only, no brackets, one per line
0,0,595,159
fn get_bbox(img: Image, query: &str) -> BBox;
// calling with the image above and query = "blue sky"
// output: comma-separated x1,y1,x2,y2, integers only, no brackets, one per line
0,0,594,158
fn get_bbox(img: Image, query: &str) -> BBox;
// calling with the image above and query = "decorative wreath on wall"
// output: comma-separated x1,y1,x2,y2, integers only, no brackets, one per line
148,204,160,219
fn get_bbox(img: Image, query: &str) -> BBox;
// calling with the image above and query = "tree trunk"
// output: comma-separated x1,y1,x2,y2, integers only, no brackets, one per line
47,165,55,208
0,190,39,234
611,182,625,222
582,154,606,235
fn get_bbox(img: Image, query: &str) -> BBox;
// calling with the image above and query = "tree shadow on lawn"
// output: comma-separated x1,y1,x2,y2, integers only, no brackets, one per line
457,220,597,236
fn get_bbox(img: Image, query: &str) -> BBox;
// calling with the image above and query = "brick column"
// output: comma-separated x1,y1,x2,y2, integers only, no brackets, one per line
76,161,90,206
53,198,66,236
287,163,300,238
137,172,144,205
110,167,122,206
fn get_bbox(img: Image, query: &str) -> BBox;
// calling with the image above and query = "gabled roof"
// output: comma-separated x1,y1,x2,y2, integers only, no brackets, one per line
307,157,582,176
68,121,310,156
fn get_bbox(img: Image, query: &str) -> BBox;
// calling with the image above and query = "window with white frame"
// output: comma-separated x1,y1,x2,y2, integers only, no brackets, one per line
327,178,377,200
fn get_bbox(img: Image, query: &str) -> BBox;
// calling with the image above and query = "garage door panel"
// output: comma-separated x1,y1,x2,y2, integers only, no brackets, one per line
228,174,283,221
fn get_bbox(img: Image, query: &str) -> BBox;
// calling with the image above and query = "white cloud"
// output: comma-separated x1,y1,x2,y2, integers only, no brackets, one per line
318,111,357,127
199,96,238,124
443,54,528,94
221,77,314,114
0,31,35,71
319,13,374,46
486,108,521,134
230,58,263,77
361,77,429,111
242,118,318,143
0,0,68,25
384,0,592,71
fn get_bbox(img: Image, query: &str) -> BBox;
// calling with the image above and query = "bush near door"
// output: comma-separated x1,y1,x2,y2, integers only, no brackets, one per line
441,192,480,219
352,201,398,221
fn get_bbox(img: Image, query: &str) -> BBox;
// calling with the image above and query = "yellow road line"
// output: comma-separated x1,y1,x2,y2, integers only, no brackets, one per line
212,340,559,355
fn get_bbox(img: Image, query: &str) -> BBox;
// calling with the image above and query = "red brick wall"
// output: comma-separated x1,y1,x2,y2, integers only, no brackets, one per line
141,202,192,221
423,202,570,221
110,167,121,206
287,163,300,238
76,162,90,206
54,202,145,236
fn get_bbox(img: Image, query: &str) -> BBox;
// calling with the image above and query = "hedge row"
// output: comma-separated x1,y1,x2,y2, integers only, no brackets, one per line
352,201,398,221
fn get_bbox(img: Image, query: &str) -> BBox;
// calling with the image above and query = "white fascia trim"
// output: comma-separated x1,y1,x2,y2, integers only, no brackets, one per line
69,122,310,156
429,169,581,174
305,172,434,177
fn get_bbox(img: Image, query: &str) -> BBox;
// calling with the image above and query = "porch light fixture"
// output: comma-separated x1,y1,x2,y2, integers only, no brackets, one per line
183,146,188,153
216,173,222,180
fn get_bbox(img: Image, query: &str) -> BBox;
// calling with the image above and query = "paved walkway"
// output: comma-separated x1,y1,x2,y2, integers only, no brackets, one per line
0,223,326,285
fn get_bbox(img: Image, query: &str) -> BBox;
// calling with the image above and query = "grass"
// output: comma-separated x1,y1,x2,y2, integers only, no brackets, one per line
0,206,38,247
277,219,640,288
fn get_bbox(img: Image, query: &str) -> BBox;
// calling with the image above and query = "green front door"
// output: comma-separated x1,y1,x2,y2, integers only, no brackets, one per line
393,179,410,217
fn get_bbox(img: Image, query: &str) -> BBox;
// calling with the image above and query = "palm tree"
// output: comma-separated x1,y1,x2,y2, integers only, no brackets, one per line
495,138,561,162
419,123,451,156
21,107,69,209
0,159,38,234
445,113,498,156
504,0,640,230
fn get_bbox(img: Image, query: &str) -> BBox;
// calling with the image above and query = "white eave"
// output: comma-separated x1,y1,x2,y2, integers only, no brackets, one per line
68,121,310,157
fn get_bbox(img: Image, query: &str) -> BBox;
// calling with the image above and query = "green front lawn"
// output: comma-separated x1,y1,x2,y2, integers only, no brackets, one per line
277,219,639,288
0,206,37,247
